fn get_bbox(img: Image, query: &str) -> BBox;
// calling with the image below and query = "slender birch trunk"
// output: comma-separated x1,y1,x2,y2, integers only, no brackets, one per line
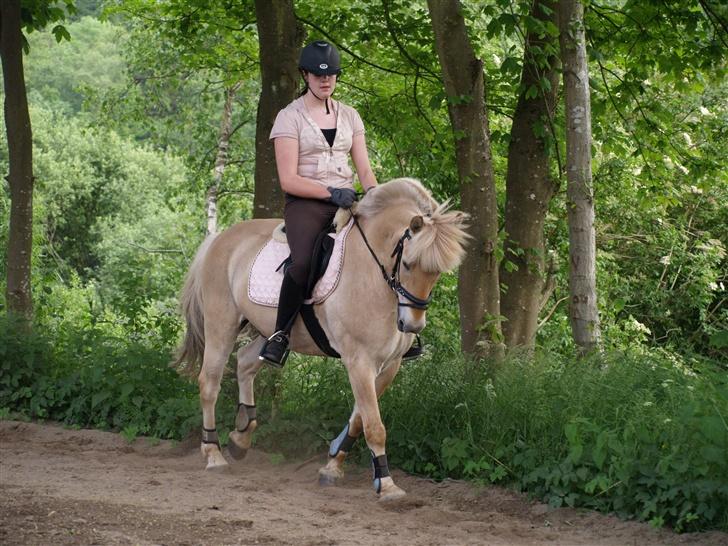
1,1,34,318
559,0,601,353
206,83,240,236
428,0,503,358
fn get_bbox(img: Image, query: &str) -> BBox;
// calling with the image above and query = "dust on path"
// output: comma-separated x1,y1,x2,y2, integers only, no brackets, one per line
1,420,725,546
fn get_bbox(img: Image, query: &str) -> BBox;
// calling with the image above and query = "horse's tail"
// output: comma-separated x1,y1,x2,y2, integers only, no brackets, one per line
174,234,217,375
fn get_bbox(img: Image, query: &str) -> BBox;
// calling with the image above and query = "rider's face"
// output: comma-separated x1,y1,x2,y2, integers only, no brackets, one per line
306,72,337,99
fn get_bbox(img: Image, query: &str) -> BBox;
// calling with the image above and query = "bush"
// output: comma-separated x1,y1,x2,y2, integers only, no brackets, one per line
0,313,200,440
383,350,727,532
266,346,727,532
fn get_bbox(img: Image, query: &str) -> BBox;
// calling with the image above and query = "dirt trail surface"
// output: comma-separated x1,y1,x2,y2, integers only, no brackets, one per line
1,420,726,546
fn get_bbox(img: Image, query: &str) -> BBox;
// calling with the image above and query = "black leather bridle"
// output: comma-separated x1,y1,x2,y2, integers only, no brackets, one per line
351,214,432,311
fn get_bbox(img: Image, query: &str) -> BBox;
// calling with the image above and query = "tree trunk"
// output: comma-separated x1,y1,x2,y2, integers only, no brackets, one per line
253,0,304,219
206,83,240,235
428,0,502,358
500,0,561,349
559,0,601,353
1,1,34,318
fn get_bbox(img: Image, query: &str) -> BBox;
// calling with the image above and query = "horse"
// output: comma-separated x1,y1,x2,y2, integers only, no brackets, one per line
175,177,469,501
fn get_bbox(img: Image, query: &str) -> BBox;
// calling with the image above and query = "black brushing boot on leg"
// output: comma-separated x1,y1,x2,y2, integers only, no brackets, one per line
259,274,306,368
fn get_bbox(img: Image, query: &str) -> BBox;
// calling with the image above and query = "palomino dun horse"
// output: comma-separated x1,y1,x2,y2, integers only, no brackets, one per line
176,178,468,500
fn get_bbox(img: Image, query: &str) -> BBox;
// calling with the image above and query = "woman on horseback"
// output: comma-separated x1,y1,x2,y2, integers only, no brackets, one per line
259,40,423,367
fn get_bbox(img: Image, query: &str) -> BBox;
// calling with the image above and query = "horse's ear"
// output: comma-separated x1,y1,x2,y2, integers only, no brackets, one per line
410,215,424,233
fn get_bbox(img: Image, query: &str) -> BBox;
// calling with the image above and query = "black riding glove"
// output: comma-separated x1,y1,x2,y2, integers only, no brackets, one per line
327,187,357,208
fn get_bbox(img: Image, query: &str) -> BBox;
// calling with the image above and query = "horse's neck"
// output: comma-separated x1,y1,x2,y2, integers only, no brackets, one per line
318,214,409,356
356,215,404,250
337,216,399,301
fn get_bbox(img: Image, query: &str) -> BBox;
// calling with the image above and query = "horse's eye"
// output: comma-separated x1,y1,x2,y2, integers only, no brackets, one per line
402,261,411,271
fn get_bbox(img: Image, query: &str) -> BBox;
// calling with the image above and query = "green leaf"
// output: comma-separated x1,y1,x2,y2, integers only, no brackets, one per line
120,383,134,399
593,433,608,469
51,25,71,43
501,56,521,75
91,391,111,408
709,330,728,349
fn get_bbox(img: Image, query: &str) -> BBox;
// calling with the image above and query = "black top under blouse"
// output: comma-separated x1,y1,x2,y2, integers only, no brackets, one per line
320,128,337,147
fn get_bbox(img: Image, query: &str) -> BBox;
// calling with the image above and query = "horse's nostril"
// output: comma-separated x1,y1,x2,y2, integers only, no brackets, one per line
398,319,405,331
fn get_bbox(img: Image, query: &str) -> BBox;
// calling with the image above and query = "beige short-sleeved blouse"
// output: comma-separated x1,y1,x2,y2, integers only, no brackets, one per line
270,96,365,190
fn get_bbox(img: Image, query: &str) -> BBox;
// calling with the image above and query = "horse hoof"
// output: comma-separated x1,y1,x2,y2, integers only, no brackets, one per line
226,440,248,461
205,461,230,473
378,485,406,502
318,472,340,487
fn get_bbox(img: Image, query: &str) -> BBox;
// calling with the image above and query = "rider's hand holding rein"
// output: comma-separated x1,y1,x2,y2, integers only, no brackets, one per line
327,187,357,208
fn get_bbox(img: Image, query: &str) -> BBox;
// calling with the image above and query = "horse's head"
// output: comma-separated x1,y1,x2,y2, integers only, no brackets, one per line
355,178,470,334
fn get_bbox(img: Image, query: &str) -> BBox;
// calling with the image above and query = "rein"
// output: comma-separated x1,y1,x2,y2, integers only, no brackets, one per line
350,213,432,310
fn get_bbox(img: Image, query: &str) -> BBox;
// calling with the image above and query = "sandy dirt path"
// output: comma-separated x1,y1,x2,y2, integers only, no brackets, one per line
1,420,726,545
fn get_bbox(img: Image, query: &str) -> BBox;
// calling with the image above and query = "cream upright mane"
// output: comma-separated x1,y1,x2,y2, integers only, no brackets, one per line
342,177,470,274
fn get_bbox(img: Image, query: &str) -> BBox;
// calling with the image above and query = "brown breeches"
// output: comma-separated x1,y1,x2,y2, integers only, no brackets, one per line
283,195,339,288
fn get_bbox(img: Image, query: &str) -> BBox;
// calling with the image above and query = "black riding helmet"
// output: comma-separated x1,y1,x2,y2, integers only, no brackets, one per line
299,40,341,76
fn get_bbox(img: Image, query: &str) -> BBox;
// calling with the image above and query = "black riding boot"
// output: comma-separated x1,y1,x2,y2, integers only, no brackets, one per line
259,274,305,368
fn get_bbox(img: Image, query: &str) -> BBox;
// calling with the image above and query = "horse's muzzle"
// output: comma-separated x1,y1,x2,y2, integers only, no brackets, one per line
397,316,425,334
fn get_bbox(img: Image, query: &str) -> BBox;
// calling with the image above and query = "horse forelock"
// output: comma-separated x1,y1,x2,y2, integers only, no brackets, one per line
358,178,470,273
409,202,470,273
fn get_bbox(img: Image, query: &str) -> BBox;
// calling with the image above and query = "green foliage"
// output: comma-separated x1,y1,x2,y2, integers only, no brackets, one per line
20,0,77,50
28,103,196,277
86,7,259,225
0,311,200,439
25,16,127,113
251,297,727,532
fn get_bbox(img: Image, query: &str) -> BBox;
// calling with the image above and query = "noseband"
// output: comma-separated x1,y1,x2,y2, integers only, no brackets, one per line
351,214,432,311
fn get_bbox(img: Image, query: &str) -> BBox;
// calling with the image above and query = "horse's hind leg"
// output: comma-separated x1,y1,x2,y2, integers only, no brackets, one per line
199,319,239,471
319,359,402,489
227,336,266,460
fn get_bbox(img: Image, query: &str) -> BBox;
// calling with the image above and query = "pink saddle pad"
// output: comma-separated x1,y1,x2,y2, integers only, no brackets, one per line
248,218,354,307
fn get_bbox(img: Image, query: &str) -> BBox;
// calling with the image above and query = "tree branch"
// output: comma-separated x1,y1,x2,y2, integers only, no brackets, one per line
381,0,440,80
698,0,728,49
412,70,437,134
538,296,569,330
593,54,653,176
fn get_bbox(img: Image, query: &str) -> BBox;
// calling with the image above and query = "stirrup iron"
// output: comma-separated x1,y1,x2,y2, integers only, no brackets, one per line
259,330,290,368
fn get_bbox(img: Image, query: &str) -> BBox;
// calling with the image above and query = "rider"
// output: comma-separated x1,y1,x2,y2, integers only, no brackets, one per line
259,40,422,367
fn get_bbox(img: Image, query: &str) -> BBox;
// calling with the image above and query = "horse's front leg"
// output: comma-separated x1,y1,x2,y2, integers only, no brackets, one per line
319,359,402,486
227,336,266,460
345,361,405,501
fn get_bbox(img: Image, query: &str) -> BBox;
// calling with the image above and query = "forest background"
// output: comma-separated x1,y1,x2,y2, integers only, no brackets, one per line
1,0,727,533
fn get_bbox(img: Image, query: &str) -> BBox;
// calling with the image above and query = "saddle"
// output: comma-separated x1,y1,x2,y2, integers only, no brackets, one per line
248,218,353,307
248,218,355,358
